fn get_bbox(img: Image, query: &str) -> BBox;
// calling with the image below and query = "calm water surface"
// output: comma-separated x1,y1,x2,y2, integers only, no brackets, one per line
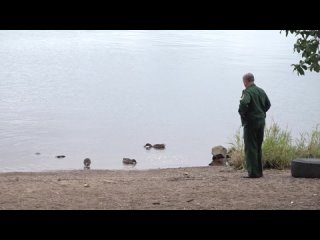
0,30,319,172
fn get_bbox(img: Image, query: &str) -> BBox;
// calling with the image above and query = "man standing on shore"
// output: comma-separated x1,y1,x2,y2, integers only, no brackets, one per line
238,73,271,178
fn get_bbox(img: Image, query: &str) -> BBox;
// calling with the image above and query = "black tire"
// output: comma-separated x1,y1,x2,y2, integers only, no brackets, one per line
291,158,320,178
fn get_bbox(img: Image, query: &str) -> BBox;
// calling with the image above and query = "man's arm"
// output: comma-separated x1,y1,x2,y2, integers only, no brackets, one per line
238,91,251,116
265,94,271,112
238,91,251,126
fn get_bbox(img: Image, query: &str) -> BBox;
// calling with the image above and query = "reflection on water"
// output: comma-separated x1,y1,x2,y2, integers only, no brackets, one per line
0,30,319,172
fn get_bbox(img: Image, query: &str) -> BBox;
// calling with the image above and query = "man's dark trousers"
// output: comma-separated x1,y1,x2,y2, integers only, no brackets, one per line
243,120,265,177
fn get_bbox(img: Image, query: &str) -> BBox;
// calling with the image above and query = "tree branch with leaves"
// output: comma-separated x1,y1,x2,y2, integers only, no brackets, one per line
282,30,320,76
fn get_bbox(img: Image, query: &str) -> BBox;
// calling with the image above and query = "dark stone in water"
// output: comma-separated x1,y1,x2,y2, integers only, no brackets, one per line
35,152,40,155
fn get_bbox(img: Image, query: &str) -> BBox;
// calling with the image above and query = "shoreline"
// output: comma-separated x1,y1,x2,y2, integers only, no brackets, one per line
1,166,319,209
0,166,210,175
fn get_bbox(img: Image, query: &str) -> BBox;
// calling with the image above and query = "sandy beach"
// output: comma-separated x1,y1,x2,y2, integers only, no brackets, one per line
0,166,319,210
0,167,320,210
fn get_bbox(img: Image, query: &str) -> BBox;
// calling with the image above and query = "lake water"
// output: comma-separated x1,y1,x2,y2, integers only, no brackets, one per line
0,30,319,172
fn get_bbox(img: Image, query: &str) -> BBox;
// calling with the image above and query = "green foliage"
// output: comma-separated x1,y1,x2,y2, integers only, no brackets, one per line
281,30,320,76
262,123,295,169
228,128,245,170
228,122,320,170
295,124,320,158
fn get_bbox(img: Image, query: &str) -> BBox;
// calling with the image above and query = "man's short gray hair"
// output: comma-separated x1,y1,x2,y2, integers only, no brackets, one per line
243,73,255,82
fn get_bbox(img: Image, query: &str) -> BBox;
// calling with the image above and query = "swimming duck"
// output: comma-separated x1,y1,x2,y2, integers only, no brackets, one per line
144,143,166,150
83,158,91,169
123,158,137,165
144,143,153,150
152,144,165,149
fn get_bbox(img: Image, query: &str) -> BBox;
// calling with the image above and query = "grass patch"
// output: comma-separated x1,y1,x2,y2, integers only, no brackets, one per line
228,122,320,170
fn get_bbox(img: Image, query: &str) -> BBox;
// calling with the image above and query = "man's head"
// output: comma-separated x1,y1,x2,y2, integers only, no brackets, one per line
242,73,255,88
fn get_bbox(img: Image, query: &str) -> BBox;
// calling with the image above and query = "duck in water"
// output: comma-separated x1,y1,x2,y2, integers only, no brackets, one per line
83,158,91,170
123,158,137,165
153,144,165,149
144,143,152,150
144,143,165,150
